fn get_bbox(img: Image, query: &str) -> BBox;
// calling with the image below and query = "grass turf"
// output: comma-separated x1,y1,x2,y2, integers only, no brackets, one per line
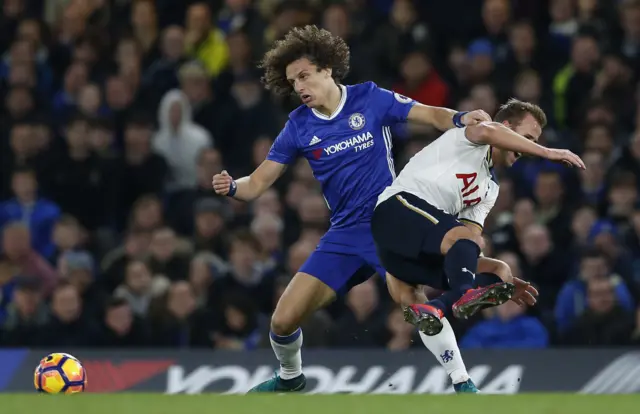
0,394,638,414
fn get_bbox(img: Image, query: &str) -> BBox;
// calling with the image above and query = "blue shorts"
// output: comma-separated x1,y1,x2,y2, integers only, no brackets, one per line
299,224,386,295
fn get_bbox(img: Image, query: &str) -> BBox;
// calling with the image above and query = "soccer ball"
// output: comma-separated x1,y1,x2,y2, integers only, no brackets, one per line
34,353,87,394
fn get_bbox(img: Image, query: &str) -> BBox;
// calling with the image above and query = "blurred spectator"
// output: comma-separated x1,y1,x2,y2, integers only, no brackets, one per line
185,3,229,78
130,0,160,68
0,167,61,259
129,194,164,232
114,259,169,317
147,227,191,282
1,276,48,346
555,249,635,333
88,118,117,158
117,114,168,228
617,127,640,178
571,205,598,250
152,89,212,193
553,33,600,128
560,278,635,346
369,0,432,85
497,21,543,92
52,61,88,121
104,76,134,130
51,215,83,262
142,25,188,105
101,228,152,293
217,0,266,49
212,292,261,350
36,282,98,347
1,124,38,199
0,222,58,295
41,115,116,231
76,83,106,118
215,30,255,98
149,280,214,347
165,147,223,235
226,74,281,174
251,213,284,264
1,38,53,97
58,250,107,319
192,198,231,258
467,39,496,85
519,223,573,310
480,0,511,59
605,172,638,224
3,86,35,124
578,150,607,207
188,253,221,308
329,278,386,347
208,229,275,314
253,188,282,218
179,61,232,140
94,297,151,348
588,219,637,295
393,51,449,107
534,170,573,247
618,0,640,68
469,83,498,116
460,301,549,349
492,198,536,255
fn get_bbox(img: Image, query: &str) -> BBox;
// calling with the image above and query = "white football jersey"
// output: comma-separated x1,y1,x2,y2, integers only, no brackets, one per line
377,127,498,227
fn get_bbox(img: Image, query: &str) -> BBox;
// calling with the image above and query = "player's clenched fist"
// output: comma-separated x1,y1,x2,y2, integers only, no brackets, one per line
461,110,492,126
212,170,233,195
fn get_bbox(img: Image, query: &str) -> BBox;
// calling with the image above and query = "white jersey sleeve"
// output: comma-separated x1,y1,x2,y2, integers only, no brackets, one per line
457,179,499,228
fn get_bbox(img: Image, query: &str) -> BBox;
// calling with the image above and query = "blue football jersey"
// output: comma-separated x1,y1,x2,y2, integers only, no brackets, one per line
267,82,415,229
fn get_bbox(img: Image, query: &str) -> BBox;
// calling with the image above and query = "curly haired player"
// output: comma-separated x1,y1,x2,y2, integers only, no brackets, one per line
213,25,499,393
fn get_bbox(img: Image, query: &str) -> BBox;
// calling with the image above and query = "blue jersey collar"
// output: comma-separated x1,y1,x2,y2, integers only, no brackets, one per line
311,84,347,121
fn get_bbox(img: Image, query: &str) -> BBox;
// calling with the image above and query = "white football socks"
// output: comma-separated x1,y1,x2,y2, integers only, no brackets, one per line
269,328,303,380
419,317,470,385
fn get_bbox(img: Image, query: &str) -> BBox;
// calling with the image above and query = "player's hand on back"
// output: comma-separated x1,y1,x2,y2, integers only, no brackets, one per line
461,110,492,126
544,148,586,169
212,170,233,195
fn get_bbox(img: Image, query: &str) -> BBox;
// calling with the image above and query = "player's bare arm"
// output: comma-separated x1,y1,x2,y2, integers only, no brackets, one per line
466,121,586,169
407,104,491,131
212,160,286,201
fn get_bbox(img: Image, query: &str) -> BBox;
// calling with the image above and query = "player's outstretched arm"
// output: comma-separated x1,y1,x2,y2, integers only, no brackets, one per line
466,122,586,169
212,160,286,201
407,104,491,131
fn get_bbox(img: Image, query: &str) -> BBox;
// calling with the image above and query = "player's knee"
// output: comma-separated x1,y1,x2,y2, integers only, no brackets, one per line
387,277,426,307
440,226,484,255
270,308,301,336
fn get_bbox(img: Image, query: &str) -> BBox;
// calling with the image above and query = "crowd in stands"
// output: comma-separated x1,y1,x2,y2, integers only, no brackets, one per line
1,0,640,350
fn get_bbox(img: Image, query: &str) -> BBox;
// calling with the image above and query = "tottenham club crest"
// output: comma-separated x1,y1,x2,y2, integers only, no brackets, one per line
393,92,412,104
348,113,366,130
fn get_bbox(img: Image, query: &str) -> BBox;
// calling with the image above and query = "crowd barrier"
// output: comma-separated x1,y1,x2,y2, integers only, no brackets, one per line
2,348,639,394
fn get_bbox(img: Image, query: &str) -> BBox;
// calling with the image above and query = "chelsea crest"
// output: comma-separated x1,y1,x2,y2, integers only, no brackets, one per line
348,113,365,130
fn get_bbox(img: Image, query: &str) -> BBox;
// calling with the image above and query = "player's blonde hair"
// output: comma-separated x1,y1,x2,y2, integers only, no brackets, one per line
494,98,547,128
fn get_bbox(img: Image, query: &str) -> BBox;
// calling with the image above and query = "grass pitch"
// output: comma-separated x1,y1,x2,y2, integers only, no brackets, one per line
0,394,637,414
